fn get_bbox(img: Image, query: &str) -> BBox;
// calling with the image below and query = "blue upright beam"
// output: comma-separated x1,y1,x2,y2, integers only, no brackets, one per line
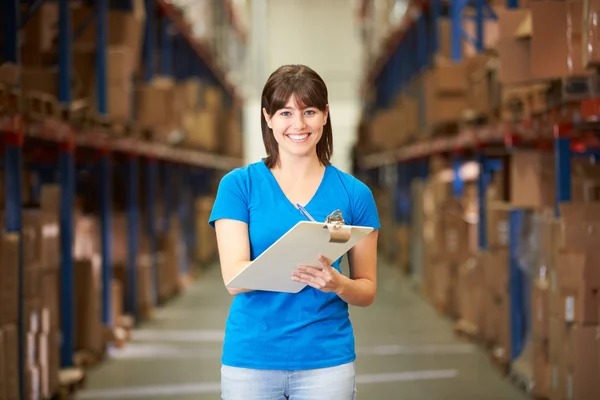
100,155,113,326
555,137,572,217
145,159,158,305
475,0,485,52
126,157,140,320
509,209,529,361
59,144,75,367
58,0,72,104
161,163,172,233
161,19,174,76
452,156,464,198
143,0,156,82
96,0,108,114
2,0,19,63
430,0,441,62
477,153,488,250
3,128,24,397
506,0,519,9
451,0,465,62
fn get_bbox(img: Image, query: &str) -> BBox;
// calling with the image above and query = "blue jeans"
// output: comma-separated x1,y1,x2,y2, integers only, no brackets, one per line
221,362,357,400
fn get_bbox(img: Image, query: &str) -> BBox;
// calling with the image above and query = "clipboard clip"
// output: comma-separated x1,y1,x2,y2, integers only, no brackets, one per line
324,210,351,244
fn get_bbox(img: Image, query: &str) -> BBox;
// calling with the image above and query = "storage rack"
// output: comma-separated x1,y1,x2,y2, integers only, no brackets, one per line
1,0,245,395
358,0,600,242
358,0,600,387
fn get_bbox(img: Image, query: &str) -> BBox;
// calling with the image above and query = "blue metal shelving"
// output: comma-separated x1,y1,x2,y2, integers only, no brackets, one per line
1,0,243,391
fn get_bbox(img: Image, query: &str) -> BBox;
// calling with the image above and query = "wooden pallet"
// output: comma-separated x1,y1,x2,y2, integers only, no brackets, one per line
508,363,535,397
55,368,86,400
453,319,480,342
73,348,106,369
23,91,61,121
502,82,551,122
0,83,20,113
489,345,511,376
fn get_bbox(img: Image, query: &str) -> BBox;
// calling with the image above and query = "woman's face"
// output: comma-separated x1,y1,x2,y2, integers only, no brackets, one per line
263,95,329,160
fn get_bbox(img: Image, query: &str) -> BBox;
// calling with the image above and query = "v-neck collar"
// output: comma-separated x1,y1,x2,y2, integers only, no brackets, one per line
259,159,330,215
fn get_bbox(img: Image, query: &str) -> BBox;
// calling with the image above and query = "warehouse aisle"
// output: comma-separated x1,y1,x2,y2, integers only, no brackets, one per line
76,261,526,400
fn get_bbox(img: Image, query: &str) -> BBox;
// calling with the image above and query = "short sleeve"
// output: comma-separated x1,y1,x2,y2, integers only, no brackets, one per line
351,179,381,230
208,169,249,228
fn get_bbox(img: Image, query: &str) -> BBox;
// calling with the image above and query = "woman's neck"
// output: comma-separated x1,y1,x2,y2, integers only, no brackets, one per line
272,152,324,181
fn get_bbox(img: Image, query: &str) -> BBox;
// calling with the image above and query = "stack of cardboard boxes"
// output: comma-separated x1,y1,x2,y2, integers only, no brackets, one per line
0,234,21,399
547,204,600,400
0,185,62,399
181,84,221,151
195,197,218,267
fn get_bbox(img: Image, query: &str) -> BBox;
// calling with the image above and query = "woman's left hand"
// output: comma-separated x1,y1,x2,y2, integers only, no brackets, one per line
292,255,344,294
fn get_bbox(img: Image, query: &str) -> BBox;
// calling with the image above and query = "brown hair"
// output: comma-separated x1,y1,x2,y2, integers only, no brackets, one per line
261,64,333,168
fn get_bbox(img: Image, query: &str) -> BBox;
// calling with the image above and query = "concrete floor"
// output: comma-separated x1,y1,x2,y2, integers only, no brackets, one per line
76,261,527,400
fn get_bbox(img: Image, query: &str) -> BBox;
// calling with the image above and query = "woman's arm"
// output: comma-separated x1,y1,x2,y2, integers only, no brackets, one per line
337,230,378,307
214,218,253,296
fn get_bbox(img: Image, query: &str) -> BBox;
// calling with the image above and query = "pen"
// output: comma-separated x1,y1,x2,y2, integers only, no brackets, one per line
296,204,316,222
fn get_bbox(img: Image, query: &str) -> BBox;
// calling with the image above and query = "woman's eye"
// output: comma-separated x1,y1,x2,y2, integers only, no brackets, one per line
280,111,291,117
304,110,315,116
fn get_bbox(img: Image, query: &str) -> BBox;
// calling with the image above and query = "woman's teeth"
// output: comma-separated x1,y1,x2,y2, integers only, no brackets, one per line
287,133,309,142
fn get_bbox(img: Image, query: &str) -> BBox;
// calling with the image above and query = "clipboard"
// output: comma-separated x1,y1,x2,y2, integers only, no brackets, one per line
225,210,374,293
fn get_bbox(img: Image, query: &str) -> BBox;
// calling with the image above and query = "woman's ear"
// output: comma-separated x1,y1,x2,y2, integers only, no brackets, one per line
324,104,329,125
262,108,272,129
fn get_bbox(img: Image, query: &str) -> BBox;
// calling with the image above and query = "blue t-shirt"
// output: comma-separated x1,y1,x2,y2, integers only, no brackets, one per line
208,160,380,370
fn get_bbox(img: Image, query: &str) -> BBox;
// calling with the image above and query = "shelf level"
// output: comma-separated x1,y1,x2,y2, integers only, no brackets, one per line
358,122,555,169
3,116,242,170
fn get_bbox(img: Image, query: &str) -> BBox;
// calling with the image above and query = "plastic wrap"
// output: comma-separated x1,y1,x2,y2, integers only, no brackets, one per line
516,210,542,279
583,0,600,67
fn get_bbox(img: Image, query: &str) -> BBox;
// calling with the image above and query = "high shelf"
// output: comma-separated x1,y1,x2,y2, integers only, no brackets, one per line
1,0,245,395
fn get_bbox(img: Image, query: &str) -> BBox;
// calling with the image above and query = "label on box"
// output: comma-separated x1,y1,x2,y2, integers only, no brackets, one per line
565,296,575,322
552,366,558,389
42,223,59,238
567,373,573,399
498,221,509,246
447,231,458,252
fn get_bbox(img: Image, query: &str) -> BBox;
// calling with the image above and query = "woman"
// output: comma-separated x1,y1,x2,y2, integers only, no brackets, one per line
209,64,380,400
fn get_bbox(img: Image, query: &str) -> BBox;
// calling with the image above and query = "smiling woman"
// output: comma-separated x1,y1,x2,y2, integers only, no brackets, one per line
209,64,380,400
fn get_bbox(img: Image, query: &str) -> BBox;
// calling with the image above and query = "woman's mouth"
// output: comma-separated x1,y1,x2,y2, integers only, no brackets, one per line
285,133,311,143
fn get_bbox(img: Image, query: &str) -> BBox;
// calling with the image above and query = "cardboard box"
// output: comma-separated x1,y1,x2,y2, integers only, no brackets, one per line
531,0,589,80
510,151,555,209
561,324,600,399
496,8,532,85
487,202,511,249
0,234,19,327
484,249,509,297
1,324,20,400
423,69,469,129
532,339,552,399
532,279,550,341
135,84,176,128
71,6,145,70
20,3,58,54
556,250,600,324
549,317,565,398
466,54,498,117
75,258,104,354
557,203,600,250
457,256,484,327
